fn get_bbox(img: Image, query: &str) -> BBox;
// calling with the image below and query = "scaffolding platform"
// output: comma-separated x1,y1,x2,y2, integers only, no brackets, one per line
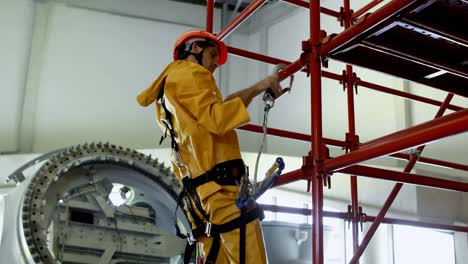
328,0,468,97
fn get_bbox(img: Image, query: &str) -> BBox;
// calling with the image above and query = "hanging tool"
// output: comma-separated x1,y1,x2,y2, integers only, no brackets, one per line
253,157,285,200
236,157,285,210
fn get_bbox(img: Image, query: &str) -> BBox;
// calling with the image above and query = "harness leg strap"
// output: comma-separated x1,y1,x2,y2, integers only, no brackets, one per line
205,234,221,264
183,243,196,264
240,209,247,264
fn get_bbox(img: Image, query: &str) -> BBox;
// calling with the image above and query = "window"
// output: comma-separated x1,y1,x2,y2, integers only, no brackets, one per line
393,225,455,264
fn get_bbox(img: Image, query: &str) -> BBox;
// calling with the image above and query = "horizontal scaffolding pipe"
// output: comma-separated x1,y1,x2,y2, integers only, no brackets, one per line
352,0,385,20
238,124,468,172
273,168,306,187
358,107,466,149
391,153,468,172
277,58,306,82
359,119,452,151
357,79,463,111
217,0,267,41
239,124,346,147
364,215,468,233
324,108,468,172
361,43,468,79
228,46,291,65
339,165,468,192
259,205,468,233
321,0,416,55
228,47,307,98
260,204,349,219
281,0,341,18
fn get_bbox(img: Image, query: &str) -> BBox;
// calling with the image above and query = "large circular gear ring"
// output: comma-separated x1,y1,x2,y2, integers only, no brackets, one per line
21,142,189,264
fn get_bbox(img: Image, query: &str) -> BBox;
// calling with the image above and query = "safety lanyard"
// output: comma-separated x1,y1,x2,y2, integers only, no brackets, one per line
253,65,294,191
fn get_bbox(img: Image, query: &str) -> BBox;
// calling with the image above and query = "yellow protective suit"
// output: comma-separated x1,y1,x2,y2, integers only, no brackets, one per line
137,60,267,264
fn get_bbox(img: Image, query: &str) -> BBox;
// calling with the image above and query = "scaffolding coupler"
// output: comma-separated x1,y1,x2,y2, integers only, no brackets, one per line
340,70,361,94
338,7,355,27
344,132,360,153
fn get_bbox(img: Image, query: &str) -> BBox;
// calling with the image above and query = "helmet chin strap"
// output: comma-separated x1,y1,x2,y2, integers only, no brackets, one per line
189,50,204,66
187,42,205,66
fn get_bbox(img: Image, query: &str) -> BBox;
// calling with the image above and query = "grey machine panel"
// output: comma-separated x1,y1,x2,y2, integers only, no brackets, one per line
0,143,189,264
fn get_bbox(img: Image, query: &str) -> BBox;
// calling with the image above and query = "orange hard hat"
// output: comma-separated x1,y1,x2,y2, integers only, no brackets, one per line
173,30,228,65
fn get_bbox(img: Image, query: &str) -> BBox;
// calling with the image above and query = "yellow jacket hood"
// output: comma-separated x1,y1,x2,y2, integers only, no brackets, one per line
137,61,183,107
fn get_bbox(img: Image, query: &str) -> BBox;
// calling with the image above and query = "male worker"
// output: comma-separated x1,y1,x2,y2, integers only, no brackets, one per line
137,30,282,264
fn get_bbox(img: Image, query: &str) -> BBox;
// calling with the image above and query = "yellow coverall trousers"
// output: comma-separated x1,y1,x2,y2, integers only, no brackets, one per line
195,185,267,264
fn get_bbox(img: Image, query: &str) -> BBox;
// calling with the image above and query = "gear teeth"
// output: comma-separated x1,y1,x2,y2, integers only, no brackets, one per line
21,141,184,263
26,238,34,246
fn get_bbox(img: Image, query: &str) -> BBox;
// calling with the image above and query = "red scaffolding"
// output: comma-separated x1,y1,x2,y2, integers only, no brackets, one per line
205,0,468,263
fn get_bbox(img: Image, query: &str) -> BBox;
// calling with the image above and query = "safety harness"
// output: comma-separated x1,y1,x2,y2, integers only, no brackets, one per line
157,79,264,264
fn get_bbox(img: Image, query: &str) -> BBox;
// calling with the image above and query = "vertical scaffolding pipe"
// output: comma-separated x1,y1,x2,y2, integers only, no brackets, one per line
348,93,454,264
348,82,361,261
206,0,214,33
310,0,324,263
342,0,361,258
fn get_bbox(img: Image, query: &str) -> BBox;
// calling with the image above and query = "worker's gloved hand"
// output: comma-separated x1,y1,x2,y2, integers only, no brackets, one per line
256,73,282,99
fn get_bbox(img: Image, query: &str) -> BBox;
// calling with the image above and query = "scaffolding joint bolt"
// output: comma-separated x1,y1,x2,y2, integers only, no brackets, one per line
408,148,422,158
338,7,355,27
338,7,346,27
344,133,360,153
340,70,348,91
347,205,353,228
353,72,360,94
301,40,311,52
323,172,332,189
358,206,367,231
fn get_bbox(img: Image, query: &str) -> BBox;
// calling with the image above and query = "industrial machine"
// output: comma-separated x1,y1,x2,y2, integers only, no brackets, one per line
0,143,315,264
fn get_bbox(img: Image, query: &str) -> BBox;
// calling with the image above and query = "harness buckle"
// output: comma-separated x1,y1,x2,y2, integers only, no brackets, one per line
205,222,212,236
187,235,196,245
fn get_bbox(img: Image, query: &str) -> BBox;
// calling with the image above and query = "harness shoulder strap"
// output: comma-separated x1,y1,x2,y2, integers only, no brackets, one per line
157,79,179,152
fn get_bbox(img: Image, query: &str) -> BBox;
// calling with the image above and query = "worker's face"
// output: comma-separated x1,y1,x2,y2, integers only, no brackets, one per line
201,45,219,73
192,43,219,73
